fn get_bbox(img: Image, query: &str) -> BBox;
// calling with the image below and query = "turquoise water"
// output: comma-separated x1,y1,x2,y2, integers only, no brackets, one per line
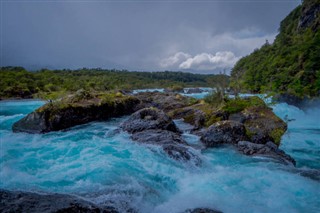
0,99,319,213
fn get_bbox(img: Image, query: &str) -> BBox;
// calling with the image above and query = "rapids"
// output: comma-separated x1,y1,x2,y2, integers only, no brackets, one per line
0,95,319,213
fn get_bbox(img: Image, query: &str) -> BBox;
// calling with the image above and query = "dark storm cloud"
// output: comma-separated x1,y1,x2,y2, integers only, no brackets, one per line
1,0,300,72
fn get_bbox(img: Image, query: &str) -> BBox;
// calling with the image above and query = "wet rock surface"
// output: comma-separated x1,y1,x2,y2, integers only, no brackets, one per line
120,108,180,133
0,190,119,213
131,129,187,145
134,92,192,112
121,108,201,165
12,92,140,134
169,106,206,130
237,141,296,166
183,208,222,213
201,121,248,147
242,106,287,145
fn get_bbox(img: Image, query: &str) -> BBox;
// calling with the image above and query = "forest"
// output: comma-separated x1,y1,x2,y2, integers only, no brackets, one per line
0,66,227,99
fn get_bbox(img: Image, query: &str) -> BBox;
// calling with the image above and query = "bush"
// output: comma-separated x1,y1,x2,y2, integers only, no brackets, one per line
222,96,266,114
204,91,225,107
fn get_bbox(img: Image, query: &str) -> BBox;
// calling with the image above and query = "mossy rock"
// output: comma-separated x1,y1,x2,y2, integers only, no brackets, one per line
13,91,140,133
242,106,287,145
222,96,266,114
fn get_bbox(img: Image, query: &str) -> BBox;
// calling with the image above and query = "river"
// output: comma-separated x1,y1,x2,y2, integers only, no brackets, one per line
0,93,319,213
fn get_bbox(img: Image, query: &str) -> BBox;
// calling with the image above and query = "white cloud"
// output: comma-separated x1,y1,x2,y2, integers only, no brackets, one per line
160,51,239,71
160,52,191,68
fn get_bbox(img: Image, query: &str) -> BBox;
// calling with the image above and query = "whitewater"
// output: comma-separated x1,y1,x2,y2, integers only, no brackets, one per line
0,93,319,213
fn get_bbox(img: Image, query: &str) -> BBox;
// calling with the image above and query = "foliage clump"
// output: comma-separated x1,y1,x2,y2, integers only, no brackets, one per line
222,96,266,114
203,91,225,107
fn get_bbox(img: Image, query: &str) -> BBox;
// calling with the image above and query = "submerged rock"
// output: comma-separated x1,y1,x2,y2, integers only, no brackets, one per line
200,120,248,147
131,129,187,145
0,190,119,213
12,92,140,134
183,208,222,213
237,141,296,166
131,129,201,165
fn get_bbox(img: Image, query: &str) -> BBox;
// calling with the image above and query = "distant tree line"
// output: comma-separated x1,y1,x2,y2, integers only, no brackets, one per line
0,66,228,99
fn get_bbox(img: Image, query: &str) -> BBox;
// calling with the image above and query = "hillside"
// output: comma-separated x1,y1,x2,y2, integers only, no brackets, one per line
230,0,320,97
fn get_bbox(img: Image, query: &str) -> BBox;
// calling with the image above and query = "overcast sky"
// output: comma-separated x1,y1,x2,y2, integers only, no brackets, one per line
1,0,300,74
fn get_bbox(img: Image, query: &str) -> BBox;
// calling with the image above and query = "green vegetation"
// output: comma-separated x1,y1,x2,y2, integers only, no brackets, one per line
222,96,266,114
36,89,137,114
0,67,228,99
203,72,230,107
270,129,286,146
231,0,320,97
203,91,225,107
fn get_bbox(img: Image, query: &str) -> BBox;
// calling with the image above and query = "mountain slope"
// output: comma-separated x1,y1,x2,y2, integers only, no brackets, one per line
230,0,320,97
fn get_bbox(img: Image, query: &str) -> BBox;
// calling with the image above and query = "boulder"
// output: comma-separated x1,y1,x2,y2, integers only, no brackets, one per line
169,106,206,130
12,92,140,134
0,190,118,213
121,108,201,165
237,141,296,166
134,92,193,112
200,120,248,147
228,112,246,123
242,106,287,145
120,107,180,133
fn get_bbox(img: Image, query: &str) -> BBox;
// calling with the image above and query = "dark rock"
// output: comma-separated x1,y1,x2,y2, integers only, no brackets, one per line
186,88,203,94
130,129,201,165
131,129,187,145
122,108,201,165
134,92,192,112
237,141,296,166
298,169,320,181
12,94,140,134
228,112,246,123
120,108,180,133
12,110,49,134
298,0,320,31
0,190,118,213
183,207,222,213
200,121,248,147
170,106,206,130
242,106,287,145
163,144,201,165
